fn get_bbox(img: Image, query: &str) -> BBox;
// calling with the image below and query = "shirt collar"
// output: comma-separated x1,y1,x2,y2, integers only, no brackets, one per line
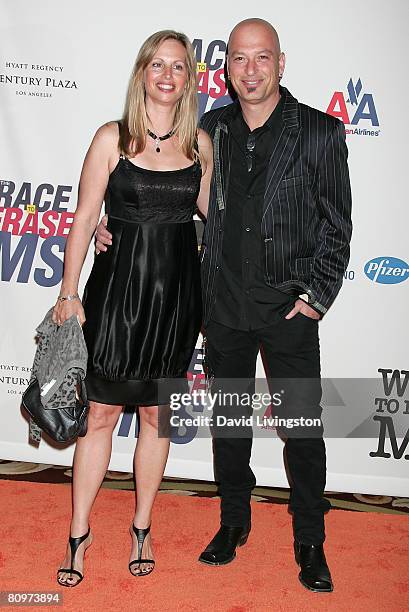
227,93,284,133
264,93,284,129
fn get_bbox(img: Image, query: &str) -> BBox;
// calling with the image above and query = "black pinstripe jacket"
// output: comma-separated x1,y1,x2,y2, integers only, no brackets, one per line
199,86,352,324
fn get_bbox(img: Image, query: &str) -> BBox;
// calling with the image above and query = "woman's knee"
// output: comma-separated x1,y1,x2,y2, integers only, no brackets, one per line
87,402,122,433
139,406,162,430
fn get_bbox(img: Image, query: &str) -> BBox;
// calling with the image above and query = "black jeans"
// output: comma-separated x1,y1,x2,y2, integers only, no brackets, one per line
205,315,330,545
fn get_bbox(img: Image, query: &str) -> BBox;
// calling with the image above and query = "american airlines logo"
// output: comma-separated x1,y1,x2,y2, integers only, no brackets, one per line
326,78,380,137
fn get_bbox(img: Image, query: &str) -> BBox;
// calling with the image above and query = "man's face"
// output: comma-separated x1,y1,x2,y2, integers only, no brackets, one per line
227,23,285,105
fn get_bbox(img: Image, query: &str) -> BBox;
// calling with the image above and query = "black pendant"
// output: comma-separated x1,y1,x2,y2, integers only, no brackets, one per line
147,128,174,154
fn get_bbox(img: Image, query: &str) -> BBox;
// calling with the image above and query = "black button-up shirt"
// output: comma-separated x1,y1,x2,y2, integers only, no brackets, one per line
212,96,295,331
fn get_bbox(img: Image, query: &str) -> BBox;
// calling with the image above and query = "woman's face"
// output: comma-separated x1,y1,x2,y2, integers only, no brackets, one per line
144,39,189,107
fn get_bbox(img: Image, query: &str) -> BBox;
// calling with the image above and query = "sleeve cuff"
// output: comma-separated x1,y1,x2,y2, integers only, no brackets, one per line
299,292,327,317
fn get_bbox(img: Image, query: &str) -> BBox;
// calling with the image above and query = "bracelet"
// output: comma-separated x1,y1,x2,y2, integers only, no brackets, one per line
57,294,80,302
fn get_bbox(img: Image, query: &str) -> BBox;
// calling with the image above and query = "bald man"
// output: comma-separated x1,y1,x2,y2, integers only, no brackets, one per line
197,19,352,592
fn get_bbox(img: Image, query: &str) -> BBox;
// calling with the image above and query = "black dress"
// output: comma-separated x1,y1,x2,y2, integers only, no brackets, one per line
82,154,202,405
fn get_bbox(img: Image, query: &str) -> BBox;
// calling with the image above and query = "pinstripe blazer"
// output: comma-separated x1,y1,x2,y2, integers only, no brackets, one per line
199,86,352,324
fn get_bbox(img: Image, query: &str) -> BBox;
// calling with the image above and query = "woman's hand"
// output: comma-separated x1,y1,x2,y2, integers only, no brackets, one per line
52,296,86,327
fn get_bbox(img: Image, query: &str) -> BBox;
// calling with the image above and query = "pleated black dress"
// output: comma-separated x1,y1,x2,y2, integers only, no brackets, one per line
82,154,202,406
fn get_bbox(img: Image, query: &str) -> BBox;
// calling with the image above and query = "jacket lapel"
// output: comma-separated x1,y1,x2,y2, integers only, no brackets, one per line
213,122,227,211
262,87,301,218
213,104,236,213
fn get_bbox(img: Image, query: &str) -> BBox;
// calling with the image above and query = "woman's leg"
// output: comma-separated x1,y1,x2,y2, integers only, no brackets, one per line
129,405,170,575
58,401,123,586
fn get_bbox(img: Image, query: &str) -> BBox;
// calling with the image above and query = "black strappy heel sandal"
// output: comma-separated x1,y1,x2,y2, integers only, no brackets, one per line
128,524,155,577
57,527,91,587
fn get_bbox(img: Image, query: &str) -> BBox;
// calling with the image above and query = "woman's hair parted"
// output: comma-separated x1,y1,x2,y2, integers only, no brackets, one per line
119,30,199,161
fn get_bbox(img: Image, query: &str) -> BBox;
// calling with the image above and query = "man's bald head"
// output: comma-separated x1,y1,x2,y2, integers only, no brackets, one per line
228,18,281,55
226,17,285,109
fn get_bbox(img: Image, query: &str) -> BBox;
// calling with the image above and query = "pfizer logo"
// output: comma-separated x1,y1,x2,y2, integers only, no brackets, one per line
364,257,409,284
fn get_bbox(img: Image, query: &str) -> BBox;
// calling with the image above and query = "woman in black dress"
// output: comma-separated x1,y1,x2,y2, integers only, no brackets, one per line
53,30,212,586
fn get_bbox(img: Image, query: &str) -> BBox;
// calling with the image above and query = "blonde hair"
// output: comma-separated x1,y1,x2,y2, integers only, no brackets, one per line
119,30,199,161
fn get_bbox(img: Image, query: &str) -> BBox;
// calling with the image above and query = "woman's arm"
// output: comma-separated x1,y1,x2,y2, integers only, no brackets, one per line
196,128,213,218
53,122,117,325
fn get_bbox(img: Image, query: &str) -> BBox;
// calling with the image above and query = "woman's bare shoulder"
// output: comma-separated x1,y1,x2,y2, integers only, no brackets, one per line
197,128,213,175
88,121,120,156
197,127,213,150
94,121,120,142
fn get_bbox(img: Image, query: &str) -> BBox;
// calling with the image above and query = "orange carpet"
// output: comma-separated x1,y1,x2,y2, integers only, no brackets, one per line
0,480,408,611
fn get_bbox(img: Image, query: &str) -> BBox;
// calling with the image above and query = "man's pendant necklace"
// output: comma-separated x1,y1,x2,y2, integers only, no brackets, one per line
147,128,174,153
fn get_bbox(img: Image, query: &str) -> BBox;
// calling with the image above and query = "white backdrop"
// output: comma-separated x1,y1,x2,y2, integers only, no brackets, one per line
1,0,408,495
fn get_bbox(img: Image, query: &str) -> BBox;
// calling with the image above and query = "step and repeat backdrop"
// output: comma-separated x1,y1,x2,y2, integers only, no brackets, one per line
1,0,408,495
